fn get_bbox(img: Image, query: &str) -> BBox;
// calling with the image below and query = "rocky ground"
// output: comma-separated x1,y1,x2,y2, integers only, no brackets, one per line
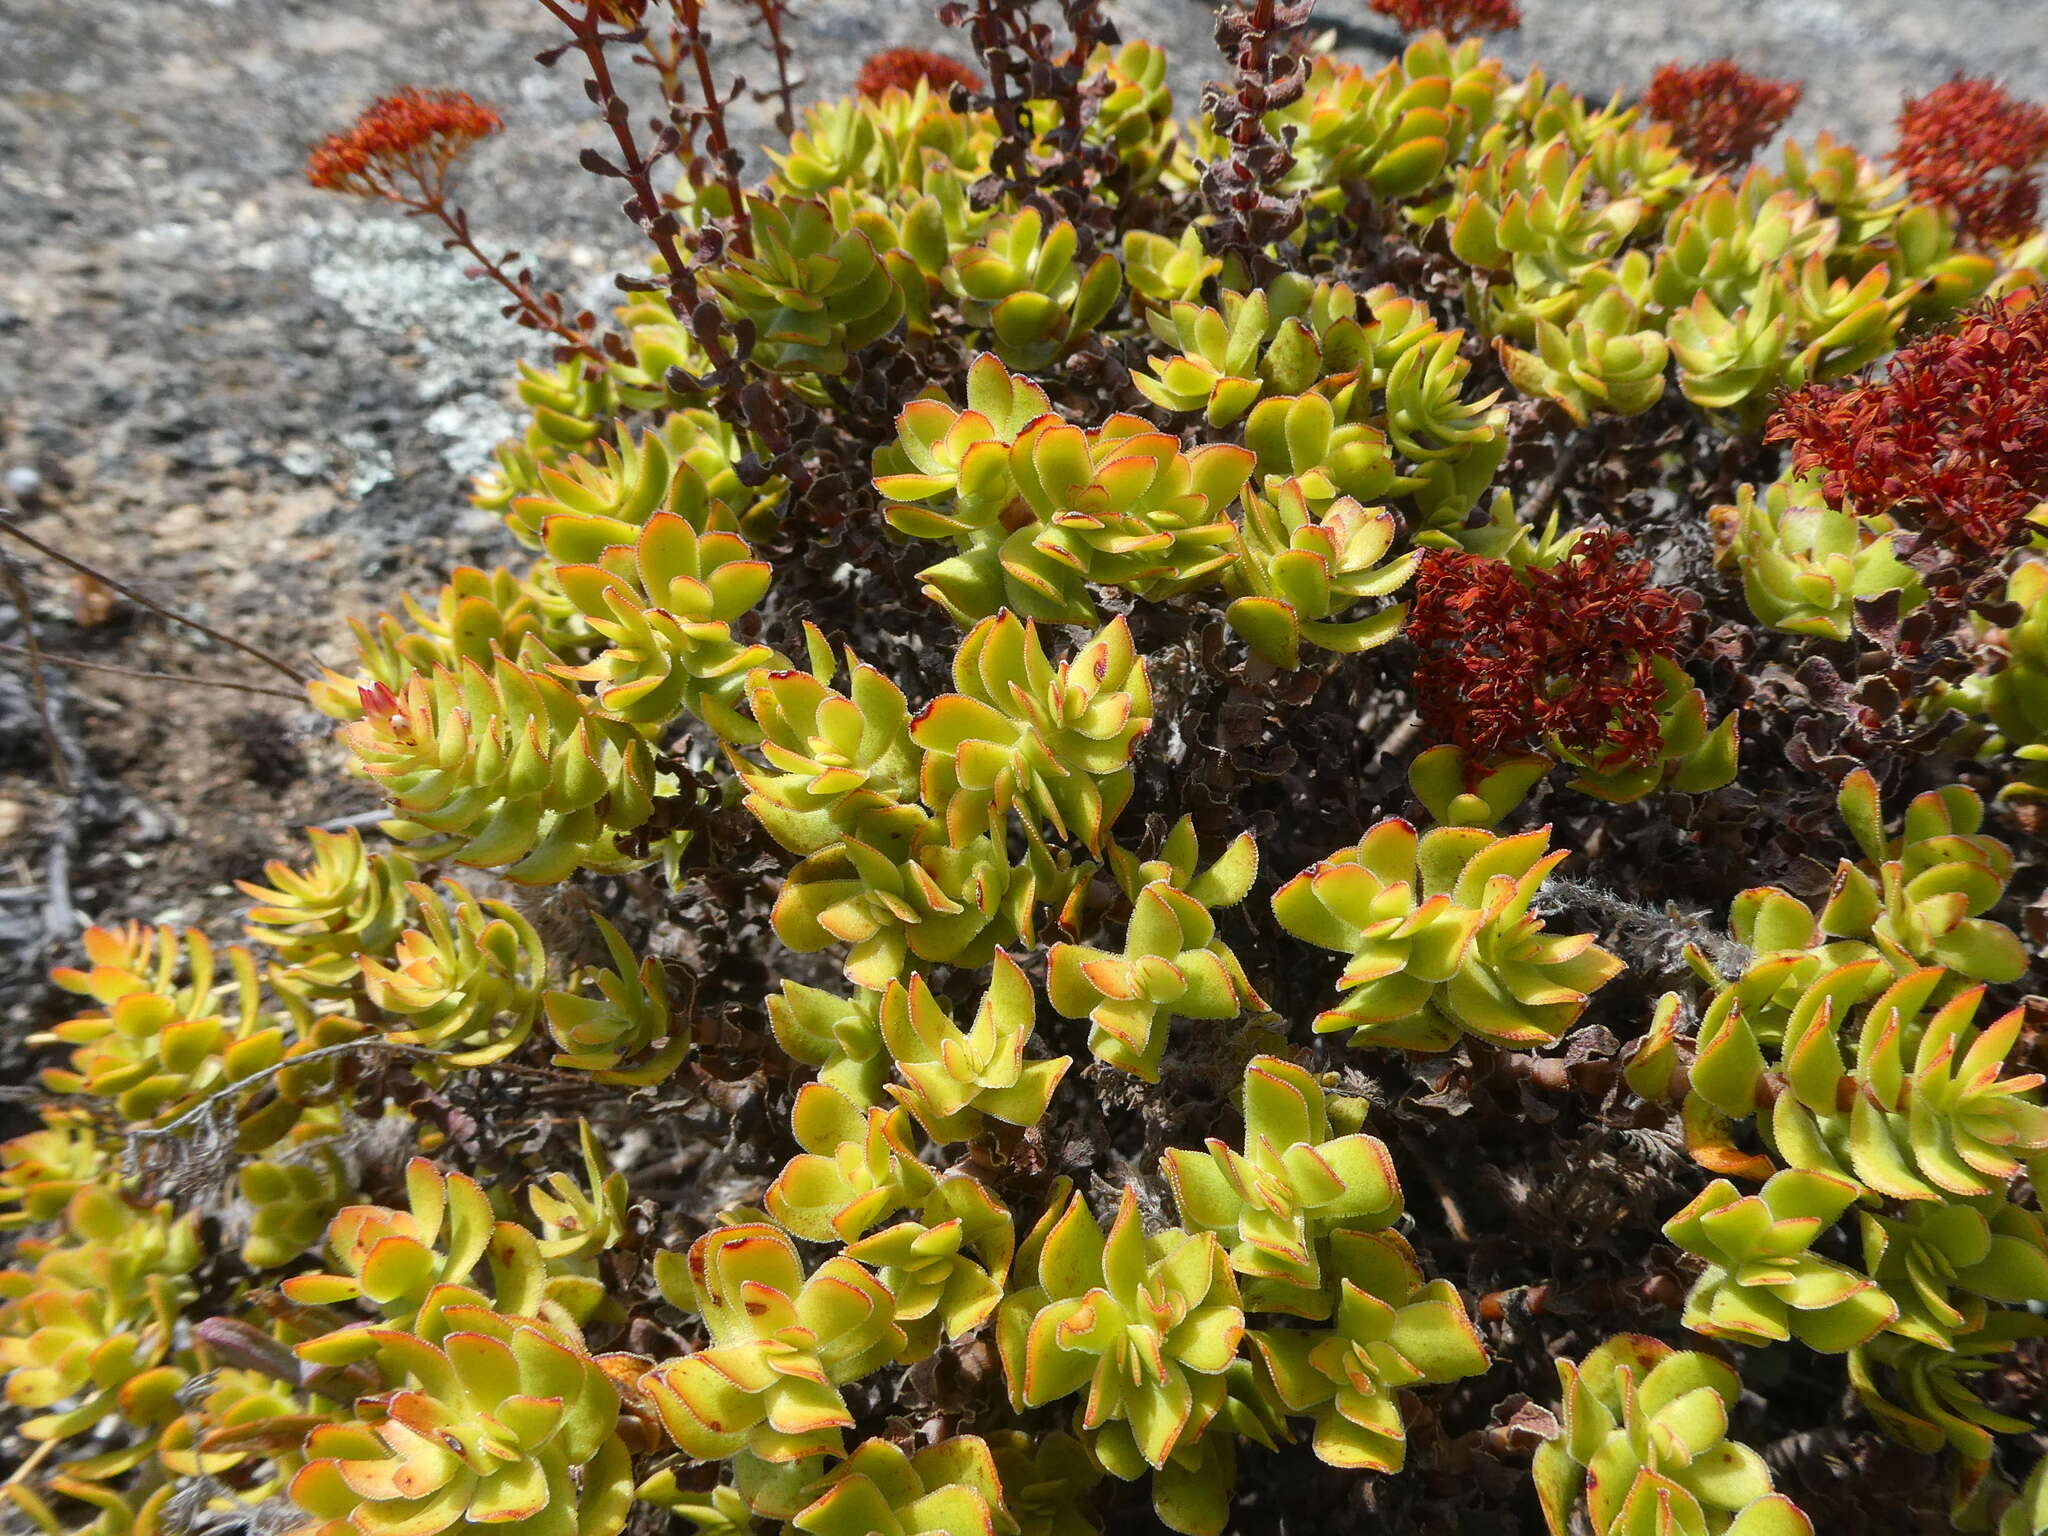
1,0,2044,1027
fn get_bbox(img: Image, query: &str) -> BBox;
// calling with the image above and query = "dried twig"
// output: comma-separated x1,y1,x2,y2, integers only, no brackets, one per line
0,640,307,701
0,515,311,687
0,547,68,792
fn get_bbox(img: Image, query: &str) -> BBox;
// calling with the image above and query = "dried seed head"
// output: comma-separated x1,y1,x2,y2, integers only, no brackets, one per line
1891,75,2048,244
306,88,502,203
855,48,986,100
1365,0,1521,41
1404,531,1691,768
1643,59,1803,171
1768,291,2048,556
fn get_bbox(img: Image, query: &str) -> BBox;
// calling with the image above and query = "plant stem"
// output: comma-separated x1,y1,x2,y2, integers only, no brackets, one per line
412,198,607,365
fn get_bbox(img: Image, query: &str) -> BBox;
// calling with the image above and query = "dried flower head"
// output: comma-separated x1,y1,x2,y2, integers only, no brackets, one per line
306,88,503,203
855,48,986,100
1889,75,2048,244
1366,0,1521,41
1643,59,1804,172
1767,291,2048,556
1405,531,1691,767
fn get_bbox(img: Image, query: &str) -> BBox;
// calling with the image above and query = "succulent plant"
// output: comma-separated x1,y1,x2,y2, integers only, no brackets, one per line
771,808,1064,992
1163,1055,1402,1312
541,916,691,1084
1848,1312,2048,1461
1123,226,1221,308
1662,1168,1897,1352
157,1362,326,1487
1857,1197,2048,1350
642,1224,902,1471
1250,1229,1489,1473
766,980,891,1108
1497,283,1671,425
637,1479,756,1536
913,612,1153,853
0,1109,106,1231
1133,276,1366,426
996,1184,1245,1471
1224,480,1416,667
1048,830,1262,1080
988,1431,1104,1536
1223,40,1504,209
1827,770,2028,985
1954,559,2048,800
788,1436,1017,1536
470,359,620,515
1532,1335,1814,1536
284,1162,498,1325
505,414,762,554
341,657,666,883
705,194,909,377
873,351,1052,534
308,564,588,724
1680,965,2047,1201
1555,653,1740,805
286,1295,636,1536
356,882,545,1068
1089,1357,1292,1536
239,1145,352,1270
0,1188,198,1445
526,1122,632,1266
1720,472,1921,641
765,1083,937,1242
1991,1455,2048,1536
1449,140,1647,337
769,79,992,202
237,828,420,994
843,1174,1014,1356
733,630,920,855
880,360,1255,625
38,924,287,1135
1087,38,1180,190
1405,744,1548,830
1241,391,1402,511
941,206,1123,370
1636,773,2029,1108
874,953,1069,1141
550,510,779,737
1271,819,1622,1051
37,20,2048,1536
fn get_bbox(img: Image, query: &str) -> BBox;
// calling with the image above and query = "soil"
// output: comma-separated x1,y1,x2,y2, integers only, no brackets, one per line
0,0,2043,1021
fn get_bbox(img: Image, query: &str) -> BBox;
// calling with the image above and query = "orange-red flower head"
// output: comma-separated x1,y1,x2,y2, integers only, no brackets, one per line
1405,532,1690,768
855,49,985,100
1643,59,1803,172
1890,75,2048,245
1767,291,2048,558
1366,0,1520,41
307,89,503,204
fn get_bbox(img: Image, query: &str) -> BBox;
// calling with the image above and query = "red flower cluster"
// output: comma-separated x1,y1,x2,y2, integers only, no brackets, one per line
1406,532,1690,768
1642,59,1803,172
1890,76,2048,245
1366,0,1521,41
306,89,502,203
1767,291,2048,557
855,48,985,100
